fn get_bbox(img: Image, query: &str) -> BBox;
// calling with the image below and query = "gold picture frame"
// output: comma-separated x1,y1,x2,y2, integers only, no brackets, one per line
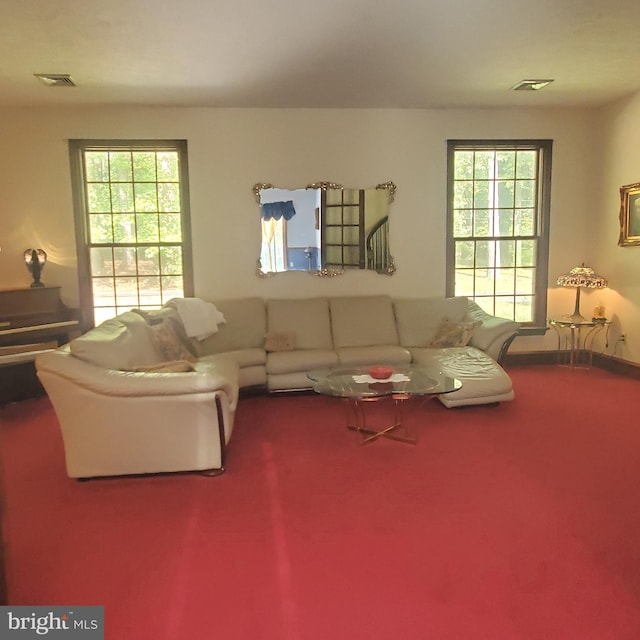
618,182,640,246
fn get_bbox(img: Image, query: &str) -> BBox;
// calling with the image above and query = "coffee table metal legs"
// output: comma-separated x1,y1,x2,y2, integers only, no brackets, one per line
345,394,423,445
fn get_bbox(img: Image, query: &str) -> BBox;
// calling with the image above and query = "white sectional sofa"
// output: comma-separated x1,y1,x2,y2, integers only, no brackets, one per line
35,295,518,479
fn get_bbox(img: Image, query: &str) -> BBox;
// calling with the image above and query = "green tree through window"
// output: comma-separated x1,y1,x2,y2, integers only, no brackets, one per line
447,140,551,331
70,140,193,326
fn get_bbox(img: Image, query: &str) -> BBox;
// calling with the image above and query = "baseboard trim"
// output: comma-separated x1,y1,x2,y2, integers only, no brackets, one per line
505,351,640,379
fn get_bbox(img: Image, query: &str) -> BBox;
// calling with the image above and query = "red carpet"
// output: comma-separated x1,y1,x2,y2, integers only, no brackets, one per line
1,365,640,639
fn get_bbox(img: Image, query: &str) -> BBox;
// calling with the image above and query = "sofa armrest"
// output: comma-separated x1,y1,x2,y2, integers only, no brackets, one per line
466,301,519,363
35,349,239,403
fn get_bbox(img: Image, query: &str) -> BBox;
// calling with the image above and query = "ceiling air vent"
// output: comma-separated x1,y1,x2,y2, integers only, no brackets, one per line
512,79,554,91
33,73,76,87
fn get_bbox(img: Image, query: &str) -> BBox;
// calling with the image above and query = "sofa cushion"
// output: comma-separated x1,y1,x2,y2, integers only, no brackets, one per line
267,298,333,350
409,345,514,407
195,297,266,355
335,345,412,367
330,296,399,348
394,297,469,347
266,349,339,375
69,311,160,370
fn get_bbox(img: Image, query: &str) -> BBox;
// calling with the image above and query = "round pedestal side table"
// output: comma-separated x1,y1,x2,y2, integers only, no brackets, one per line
548,318,611,370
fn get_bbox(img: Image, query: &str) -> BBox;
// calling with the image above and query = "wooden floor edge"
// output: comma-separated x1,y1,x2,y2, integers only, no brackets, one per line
504,351,640,380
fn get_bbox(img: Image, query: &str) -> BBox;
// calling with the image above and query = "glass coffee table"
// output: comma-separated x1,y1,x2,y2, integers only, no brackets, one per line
308,365,462,445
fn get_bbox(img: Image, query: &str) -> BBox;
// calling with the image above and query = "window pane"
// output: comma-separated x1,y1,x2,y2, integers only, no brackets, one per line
475,241,491,268
515,297,534,322
496,151,515,179
112,214,136,243
85,152,109,182
496,181,514,208
453,210,473,238
160,246,183,275
496,296,515,319
161,275,184,301
114,277,139,306
138,277,162,306
475,269,495,294
516,151,536,179
454,181,473,209
455,241,474,268
516,268,535,294
495,268,515,294
474,210,491,237
89,214,113,243
137,247,160,275
109,152,132,182
159,214,182,242
454,151,473,179
515,180,535,207
158,183,180,212
157,152,179,181
132,152,157,181
473,182,490,208
497,239,515,266
454,269,474,296
113,247,137,276
496,210,514,237
474,151,494,179
135,183,158,212
92,278,115,307
90,247,114,276
111,183,134,213
87,184,111,213
136,214,160,243
517,239,536,267
515,209,535,236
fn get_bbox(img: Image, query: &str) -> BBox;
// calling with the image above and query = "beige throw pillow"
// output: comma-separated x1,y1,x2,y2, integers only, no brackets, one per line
148,319,197,362
264,331,296,352
428,317,481,348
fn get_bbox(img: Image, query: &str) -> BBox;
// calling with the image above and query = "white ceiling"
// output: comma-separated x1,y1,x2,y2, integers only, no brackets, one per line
2,0,640,109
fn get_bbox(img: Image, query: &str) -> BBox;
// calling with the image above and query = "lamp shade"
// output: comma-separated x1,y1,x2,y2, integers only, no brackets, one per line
557,263,607,321
556,264,607,289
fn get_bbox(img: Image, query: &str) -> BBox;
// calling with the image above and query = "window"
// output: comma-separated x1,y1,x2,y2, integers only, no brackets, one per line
447,140,552,331
260,217,287,272
69,140,194,326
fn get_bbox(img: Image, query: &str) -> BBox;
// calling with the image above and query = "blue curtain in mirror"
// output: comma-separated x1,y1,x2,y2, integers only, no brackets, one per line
260,200,296,221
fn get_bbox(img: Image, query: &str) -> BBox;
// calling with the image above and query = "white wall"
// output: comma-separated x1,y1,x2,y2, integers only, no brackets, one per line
590,92,640,363
0,105,604,356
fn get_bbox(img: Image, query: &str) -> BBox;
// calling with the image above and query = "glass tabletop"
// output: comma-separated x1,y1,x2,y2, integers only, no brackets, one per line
307,365,462,399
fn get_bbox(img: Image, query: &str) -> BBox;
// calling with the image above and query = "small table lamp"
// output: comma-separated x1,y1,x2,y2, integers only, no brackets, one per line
556,263,607,322
24,248,47,288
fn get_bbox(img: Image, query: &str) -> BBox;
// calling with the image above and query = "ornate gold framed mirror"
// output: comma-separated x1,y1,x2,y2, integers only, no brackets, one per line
253,181,396,277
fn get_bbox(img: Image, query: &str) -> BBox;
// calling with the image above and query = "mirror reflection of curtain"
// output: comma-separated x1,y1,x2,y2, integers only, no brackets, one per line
260,200,296,221
261,218,287,272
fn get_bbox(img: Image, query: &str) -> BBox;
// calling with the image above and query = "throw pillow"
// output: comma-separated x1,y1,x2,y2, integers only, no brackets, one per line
148,319,197,362
264,331,296,352
428,317,481,348
133,359,196,373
